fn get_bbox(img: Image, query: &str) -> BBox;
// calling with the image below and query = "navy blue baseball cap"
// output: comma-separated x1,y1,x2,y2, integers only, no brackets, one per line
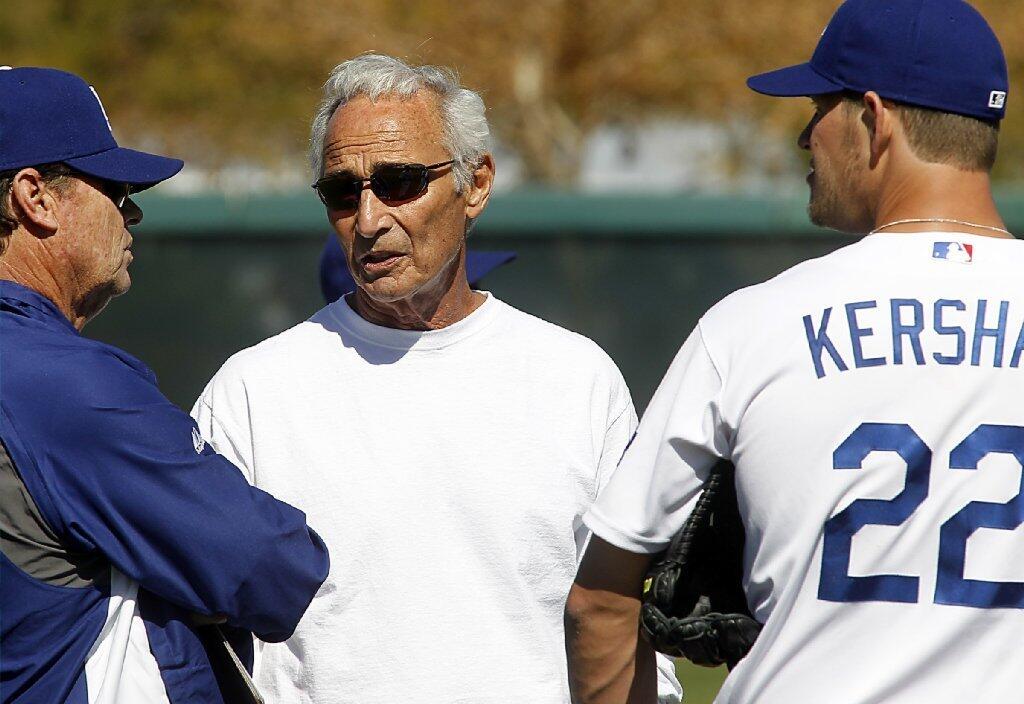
747,0,1008,122
319,234,517,303
0,67,183,188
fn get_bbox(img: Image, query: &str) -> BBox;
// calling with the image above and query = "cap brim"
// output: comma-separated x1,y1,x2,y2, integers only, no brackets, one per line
466,250,516,285
319,235,355,302
747,62,844,97
64,147,184,192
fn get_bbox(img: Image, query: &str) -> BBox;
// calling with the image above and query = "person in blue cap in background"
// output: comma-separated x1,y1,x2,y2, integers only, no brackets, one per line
318,231,516,302
566,1,1021,702
0,67,329,704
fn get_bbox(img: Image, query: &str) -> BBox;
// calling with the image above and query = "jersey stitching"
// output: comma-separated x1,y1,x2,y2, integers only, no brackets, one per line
696,321,737,456
0,410,70,543
605,398,633,434
595,399,637,493
696,321,726,390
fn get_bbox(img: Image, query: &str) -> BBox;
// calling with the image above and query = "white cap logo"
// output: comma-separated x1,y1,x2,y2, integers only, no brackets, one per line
989,91,1007,109
88,85,113,133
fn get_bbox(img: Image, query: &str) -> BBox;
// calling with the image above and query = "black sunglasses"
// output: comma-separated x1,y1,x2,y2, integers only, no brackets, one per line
312,160,454,210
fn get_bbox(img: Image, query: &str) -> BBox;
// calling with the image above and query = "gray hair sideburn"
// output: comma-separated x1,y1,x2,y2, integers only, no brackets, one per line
309,54,490,193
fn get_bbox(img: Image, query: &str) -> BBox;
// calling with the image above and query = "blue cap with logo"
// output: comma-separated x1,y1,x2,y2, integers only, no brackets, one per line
747,0,1008,122
0,66,183,187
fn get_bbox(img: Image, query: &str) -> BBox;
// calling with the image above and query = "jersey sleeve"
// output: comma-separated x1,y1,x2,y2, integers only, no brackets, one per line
573,361,639,560
192,370,256,485
596,394,640,495
583,324,730,553
6,349,329,643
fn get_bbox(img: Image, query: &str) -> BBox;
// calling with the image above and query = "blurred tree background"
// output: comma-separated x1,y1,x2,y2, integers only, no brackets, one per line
5,0,1023,187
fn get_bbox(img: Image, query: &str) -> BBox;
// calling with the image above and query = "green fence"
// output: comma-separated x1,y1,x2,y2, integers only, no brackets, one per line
88,189,1024,411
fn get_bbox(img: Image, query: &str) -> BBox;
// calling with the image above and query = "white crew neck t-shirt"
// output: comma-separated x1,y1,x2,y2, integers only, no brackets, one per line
586,233,1024,703
193,292,681,704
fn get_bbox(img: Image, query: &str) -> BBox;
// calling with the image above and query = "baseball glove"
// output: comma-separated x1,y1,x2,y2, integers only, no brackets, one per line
640,460,762,669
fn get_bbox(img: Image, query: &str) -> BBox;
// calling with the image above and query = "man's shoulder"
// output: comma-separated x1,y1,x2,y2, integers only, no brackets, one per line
0,322,157,404
489,298,626,405
214,314,334,380
498,300,616,359
0,328,170,460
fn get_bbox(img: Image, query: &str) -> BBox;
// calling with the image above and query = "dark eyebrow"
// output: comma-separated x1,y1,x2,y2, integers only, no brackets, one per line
322,168,359,180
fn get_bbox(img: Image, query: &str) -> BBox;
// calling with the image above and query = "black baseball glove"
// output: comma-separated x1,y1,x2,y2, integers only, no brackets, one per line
640,460,762,669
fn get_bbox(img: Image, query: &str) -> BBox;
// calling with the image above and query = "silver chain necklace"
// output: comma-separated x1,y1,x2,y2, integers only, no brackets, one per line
870,218,1011,236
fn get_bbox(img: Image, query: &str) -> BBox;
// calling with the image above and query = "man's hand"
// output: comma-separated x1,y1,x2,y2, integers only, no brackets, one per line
565,537,656,704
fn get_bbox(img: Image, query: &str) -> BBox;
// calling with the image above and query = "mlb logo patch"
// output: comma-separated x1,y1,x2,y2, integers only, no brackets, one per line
989,91,1007,109
933,241,973,264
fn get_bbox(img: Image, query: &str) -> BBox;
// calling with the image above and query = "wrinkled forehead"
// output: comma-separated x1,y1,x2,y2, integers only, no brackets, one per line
323,92,446,166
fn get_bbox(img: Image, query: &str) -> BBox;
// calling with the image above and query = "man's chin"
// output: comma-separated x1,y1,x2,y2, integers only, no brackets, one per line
808,206,833,229
112,273,131,297
357,276,414,304
807,201,859,234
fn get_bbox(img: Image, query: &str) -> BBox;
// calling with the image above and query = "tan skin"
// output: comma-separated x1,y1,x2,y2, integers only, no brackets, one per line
0,169,142,330
321,92,494,330
801,91,1009,238
565,537,657,704
565,92,1013,704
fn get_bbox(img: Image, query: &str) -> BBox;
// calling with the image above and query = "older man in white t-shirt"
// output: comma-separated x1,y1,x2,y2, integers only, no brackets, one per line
192,54,680,704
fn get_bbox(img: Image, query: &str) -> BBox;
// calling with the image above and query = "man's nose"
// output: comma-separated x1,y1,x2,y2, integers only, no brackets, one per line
797,115,817,151
354,187,392,239
122,197,143,227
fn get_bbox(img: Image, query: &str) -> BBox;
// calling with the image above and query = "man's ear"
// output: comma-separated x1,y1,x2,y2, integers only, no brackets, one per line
861,91,892,169
9,169,62,236
464,154,495,220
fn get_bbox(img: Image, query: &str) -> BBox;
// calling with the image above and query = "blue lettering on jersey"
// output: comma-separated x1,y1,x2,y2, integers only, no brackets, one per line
1011,323,1024,368
846,301,886,368
934,299,966,365
972,299,1009,367
891,299,925,365
804,298,1024,378
803,307,849,379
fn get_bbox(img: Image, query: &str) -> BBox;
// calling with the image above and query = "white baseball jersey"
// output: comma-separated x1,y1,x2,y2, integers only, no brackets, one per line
585,232,1024,703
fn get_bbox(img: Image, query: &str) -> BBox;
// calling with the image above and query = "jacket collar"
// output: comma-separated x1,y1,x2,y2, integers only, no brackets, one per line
0,281,79,336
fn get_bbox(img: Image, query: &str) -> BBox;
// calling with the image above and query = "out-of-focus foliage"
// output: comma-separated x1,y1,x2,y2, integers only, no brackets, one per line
4,0,1023,183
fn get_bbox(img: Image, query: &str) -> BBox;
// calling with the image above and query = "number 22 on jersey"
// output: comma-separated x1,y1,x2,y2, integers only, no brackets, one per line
819,422,1024,608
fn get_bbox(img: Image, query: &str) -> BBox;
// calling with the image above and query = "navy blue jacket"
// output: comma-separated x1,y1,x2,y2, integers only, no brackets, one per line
0,282,329,703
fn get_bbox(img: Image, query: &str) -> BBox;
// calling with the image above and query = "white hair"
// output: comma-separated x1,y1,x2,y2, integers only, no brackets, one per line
309,54,490,192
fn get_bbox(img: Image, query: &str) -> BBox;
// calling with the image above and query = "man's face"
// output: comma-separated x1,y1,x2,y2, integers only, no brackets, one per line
322,93,468,303
54,175,140,316
799,95,872,233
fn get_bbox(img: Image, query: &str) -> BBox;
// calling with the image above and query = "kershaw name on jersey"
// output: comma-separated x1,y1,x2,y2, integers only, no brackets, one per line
804,297,1024,377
